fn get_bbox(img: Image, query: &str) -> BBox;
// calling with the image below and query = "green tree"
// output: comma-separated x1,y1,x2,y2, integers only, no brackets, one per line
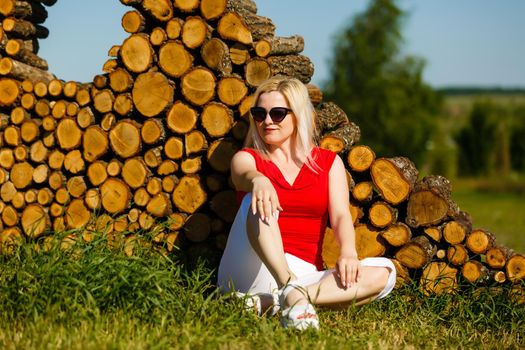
509,105,525,172
323,0,440,166
455,102,497,176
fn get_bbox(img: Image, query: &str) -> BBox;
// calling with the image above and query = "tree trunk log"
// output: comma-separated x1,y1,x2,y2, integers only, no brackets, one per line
201,38,232,77
465,228,496,255
486,245,515,269
381,222,412,247
395,235,436,269
355,224,386,259
420,262,458,295
406,175,459,227
461,260,489,284
371,157,418,205
132,71,174,117
267,55,314,84
255,35,304,58
369,201,398,229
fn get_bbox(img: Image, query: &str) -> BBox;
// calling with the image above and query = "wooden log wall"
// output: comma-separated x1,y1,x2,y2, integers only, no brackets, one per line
0,0,56,82
0,0,522,298
322,145,525,296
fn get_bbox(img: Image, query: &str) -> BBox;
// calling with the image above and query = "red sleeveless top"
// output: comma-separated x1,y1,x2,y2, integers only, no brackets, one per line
237,147,337,270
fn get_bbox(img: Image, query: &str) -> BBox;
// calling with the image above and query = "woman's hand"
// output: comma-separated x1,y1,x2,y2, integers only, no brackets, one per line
336,253,361,289
251,175,283,222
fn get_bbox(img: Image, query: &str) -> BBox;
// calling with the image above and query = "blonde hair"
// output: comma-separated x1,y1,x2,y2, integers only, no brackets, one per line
245,76,320,171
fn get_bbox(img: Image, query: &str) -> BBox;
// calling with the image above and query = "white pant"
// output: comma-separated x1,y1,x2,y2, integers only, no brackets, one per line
217,193,397,299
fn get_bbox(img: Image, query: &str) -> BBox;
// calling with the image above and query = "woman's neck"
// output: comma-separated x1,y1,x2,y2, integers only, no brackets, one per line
267,142,312,167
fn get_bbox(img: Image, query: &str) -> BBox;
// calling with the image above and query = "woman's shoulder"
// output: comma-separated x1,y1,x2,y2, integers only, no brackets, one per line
237,147,262,161
234,148,268,166
312,146,337,168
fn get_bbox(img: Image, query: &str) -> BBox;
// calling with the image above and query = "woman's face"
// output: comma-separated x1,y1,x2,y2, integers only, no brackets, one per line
254,91,295,148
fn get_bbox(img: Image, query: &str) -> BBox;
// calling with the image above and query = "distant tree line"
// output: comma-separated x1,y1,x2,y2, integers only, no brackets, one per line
456,102,525,176
439,88,525,96
322,0,525,178
322,0,440,168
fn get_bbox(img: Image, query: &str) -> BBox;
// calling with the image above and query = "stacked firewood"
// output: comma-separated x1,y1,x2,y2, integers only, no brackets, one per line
0,0,56,82
0,0,356,253
0,0,522,297
321,143,525,296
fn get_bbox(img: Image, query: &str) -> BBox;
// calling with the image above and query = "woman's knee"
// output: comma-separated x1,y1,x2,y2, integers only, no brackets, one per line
362,266,390,294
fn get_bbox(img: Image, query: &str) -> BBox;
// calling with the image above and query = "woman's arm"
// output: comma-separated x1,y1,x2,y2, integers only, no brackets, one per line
230,151,283,221
327,155,360,288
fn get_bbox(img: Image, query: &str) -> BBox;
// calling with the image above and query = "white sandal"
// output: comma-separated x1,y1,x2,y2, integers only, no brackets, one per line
235,291,280,317
279,283,320,330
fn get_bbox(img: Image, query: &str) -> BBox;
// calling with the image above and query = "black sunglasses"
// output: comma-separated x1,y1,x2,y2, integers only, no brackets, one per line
250,107,292,123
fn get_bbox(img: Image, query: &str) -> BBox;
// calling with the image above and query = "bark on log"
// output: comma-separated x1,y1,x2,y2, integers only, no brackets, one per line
5,39,48,69
0,0,48,23
2,17,49,39
395,235,436,269
319,122,361,154
267,55,314,84
307,84,323,106
371,157,418,206
406,175,460,228
255,35,304,58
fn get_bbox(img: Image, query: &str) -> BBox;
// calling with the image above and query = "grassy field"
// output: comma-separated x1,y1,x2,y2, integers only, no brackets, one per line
451,178,525,253
442,93,525,128
0,237,523,349
1,185,524,350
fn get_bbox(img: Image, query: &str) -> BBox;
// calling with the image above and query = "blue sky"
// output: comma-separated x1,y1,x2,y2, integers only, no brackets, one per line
38,0,525,88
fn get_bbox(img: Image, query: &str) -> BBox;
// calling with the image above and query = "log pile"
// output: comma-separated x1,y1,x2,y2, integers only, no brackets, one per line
0,0,522,297
0,0,56,82
322,144,525,296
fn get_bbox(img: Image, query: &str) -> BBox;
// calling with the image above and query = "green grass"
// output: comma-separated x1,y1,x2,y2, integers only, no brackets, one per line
0,234,524,349
451,178,525,253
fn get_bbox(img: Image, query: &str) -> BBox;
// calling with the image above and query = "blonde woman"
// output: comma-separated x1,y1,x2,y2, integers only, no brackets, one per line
218,76,396,330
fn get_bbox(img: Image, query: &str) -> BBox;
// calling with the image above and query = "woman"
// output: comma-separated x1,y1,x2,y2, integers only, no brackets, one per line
217,76,396,330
